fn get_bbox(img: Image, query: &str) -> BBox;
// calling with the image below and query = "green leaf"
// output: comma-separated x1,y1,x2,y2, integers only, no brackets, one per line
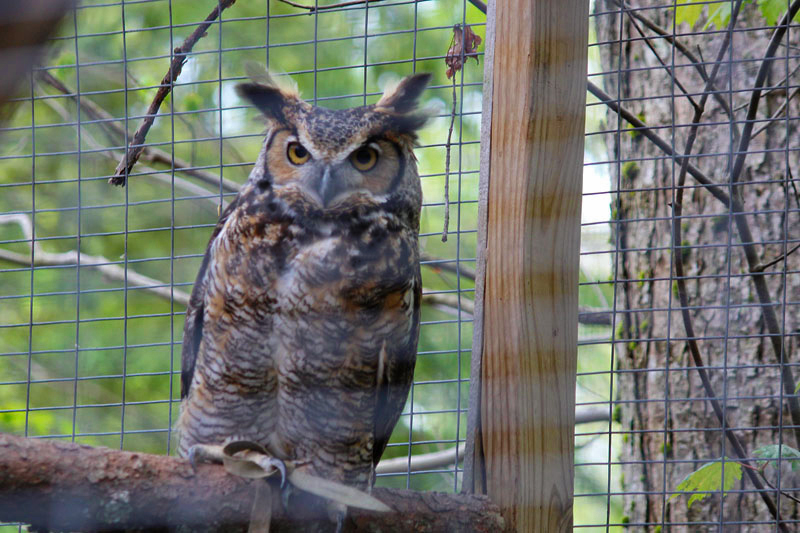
669,457,742,509
704,2,732,29
752,444,800,471
675,0,704,27
759,0,787,25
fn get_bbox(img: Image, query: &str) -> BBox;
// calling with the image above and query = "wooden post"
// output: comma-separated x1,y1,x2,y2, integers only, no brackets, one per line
465,1,588,531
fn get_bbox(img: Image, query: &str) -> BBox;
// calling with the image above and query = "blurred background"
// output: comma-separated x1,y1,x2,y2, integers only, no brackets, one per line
0,0,621,530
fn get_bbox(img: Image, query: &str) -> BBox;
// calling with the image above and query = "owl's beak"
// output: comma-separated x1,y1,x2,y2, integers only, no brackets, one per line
311,165,340,207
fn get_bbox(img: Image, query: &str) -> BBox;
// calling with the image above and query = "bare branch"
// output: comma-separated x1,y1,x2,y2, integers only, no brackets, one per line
110,0,238,186
276,0,384,11
669,3,788,527
731,0,800,186
275,0,487,14
614,0,740,144
587,80,732,208
0,214,190,307
421,254,476,281
442,75,456,242
38,54,242,194
0,432,508,532
377,444,465,475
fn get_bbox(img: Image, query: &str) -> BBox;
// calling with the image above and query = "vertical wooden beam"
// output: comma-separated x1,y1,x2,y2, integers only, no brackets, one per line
472,0,588,530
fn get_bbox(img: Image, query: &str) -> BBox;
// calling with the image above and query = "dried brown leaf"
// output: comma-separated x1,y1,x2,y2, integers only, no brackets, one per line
445,24,482,79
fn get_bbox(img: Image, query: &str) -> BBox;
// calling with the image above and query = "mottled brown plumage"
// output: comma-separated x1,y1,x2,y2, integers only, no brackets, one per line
177,72,430,493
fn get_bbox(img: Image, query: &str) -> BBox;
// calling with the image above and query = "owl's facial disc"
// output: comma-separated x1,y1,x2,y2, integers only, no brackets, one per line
266,129,402,209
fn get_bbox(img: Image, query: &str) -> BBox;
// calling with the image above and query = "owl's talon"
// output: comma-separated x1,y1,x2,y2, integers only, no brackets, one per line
281,481,294,510
334,509,346,533
259,455,287,489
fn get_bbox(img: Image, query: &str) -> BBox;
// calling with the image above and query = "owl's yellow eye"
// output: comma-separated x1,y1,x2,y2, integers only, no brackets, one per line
350,146,378,172
287,142,310,165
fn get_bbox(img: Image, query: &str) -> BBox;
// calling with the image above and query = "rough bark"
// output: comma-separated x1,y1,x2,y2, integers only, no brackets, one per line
594,2,800,530
0,432,508,532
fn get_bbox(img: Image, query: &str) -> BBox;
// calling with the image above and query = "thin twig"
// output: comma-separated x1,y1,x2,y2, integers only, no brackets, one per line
38,91,229,209
731,0,800,186
276,0,487,13
0,215,191,307
669,2,787,527
722,0,800,451
442,75,456,242
0,215,475,322
750,86,800,140
614,0,740,146
753,243,800,273
110,0,238,186
623,8,699,113
421,253,476,281
276,0,384,11
740,463,800,506
587,81,731,208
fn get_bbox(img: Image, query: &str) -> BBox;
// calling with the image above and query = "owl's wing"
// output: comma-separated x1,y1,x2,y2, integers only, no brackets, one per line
372,270,421,466
180,198,239,400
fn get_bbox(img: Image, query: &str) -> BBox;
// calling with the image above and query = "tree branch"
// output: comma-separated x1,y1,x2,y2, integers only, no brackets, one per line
613,0,740,144
668,2,788,527
110,0,238,186
36,68,239,193
587,80,731,208
0,432,508,532
275,0,487,14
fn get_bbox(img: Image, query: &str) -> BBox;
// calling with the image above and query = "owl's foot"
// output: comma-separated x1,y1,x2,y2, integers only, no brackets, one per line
187,443,227,468
186,441,288,488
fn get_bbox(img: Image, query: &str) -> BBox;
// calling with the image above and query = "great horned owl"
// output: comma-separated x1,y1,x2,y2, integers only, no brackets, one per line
176,72,430,494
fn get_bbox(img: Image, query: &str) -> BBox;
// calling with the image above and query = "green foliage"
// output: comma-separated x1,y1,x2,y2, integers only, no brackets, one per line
0,0,493,500
676,0,799,29
758,0,800,24
669,457,742,509
675,1,705,27
752,444,800,471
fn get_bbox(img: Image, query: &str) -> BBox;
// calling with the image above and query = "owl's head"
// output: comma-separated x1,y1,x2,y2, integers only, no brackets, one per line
235,71,430,223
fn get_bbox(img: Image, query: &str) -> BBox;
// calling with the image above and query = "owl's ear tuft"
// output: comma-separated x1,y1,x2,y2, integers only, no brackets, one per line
236,82,289,122
375,73,432,114
236,64,301,122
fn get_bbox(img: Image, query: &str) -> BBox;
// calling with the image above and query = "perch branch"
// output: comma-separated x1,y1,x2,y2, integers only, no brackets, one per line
0,432,508,532
668,2,787,527
110,0,238,186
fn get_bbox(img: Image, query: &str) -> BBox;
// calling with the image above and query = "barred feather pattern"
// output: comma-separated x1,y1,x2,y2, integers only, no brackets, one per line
177,73,428,491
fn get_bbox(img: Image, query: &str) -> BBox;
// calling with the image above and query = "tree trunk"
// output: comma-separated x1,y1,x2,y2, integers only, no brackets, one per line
594,2,800,530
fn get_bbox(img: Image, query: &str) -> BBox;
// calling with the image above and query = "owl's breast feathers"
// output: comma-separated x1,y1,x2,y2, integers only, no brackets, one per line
178,184,420,481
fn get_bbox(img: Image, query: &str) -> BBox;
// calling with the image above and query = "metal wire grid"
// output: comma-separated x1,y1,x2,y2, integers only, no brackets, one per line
0,1,484,525
578,0,800,530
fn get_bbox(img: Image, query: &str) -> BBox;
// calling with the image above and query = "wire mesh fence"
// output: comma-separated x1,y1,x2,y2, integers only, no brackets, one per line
578,0,800,530
0,2,486,528
4,0,800,531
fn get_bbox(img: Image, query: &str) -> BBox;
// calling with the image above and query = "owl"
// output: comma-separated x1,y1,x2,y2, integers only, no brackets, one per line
176,72,430,500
